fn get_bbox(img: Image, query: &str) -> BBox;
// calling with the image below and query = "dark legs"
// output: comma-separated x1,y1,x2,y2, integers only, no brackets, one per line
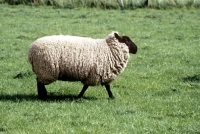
105,85,115,99
77,85,89,98
77,84,115,99
36,79,115,99
37,78,47,100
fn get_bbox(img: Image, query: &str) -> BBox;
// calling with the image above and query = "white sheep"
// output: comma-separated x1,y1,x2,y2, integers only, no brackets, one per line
28,31,137,99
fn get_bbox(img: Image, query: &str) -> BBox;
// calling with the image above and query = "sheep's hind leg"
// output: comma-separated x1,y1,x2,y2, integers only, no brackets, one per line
77,85,89,98
105,85,115,99
37,78,47,100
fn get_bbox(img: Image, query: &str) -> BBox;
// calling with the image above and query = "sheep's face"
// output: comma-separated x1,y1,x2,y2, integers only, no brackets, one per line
114,33,137,54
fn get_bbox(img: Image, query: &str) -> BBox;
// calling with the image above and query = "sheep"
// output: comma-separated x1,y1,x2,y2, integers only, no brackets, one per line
28,31,137,99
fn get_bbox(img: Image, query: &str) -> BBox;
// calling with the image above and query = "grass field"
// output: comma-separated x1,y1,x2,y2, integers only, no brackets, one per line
0,5,200,133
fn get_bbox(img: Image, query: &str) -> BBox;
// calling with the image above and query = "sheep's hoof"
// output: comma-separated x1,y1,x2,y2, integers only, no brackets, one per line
109,96,115,99
38,90,47,100
77,94,83,98
37,80,47,100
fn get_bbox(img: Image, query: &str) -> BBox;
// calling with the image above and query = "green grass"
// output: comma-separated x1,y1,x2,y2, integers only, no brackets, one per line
0,5,200,133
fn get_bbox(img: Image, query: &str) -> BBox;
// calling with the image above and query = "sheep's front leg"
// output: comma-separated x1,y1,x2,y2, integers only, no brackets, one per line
77,85,89,98
37,78,47,100
105,85,115,99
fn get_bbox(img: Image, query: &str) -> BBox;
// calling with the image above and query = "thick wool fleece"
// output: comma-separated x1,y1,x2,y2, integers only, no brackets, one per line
28,32,129,85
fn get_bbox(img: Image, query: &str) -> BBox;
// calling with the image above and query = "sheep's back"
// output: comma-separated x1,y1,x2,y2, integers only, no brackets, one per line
57,37,111,85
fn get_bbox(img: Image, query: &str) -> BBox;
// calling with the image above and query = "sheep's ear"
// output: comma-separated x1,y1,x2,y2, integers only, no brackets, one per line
114,33,122,42
115,34,138,54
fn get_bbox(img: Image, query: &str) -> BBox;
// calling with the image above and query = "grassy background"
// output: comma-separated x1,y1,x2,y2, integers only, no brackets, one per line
0,4,200,133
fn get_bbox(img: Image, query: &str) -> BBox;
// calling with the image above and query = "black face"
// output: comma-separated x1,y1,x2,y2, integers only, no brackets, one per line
114,33,137,54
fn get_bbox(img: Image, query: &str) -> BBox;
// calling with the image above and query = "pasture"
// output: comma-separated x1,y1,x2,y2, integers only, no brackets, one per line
0,5,200,133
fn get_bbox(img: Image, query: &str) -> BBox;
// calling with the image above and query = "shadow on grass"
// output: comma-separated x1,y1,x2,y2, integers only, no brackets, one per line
0,93,98,102
0,128,7,132
182,74,200,82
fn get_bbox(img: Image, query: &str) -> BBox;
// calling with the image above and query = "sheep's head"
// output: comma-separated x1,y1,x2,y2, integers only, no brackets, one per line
114,33,137,54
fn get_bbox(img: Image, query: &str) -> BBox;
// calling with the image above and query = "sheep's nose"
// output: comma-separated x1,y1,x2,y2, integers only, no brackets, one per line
131,45,137,54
